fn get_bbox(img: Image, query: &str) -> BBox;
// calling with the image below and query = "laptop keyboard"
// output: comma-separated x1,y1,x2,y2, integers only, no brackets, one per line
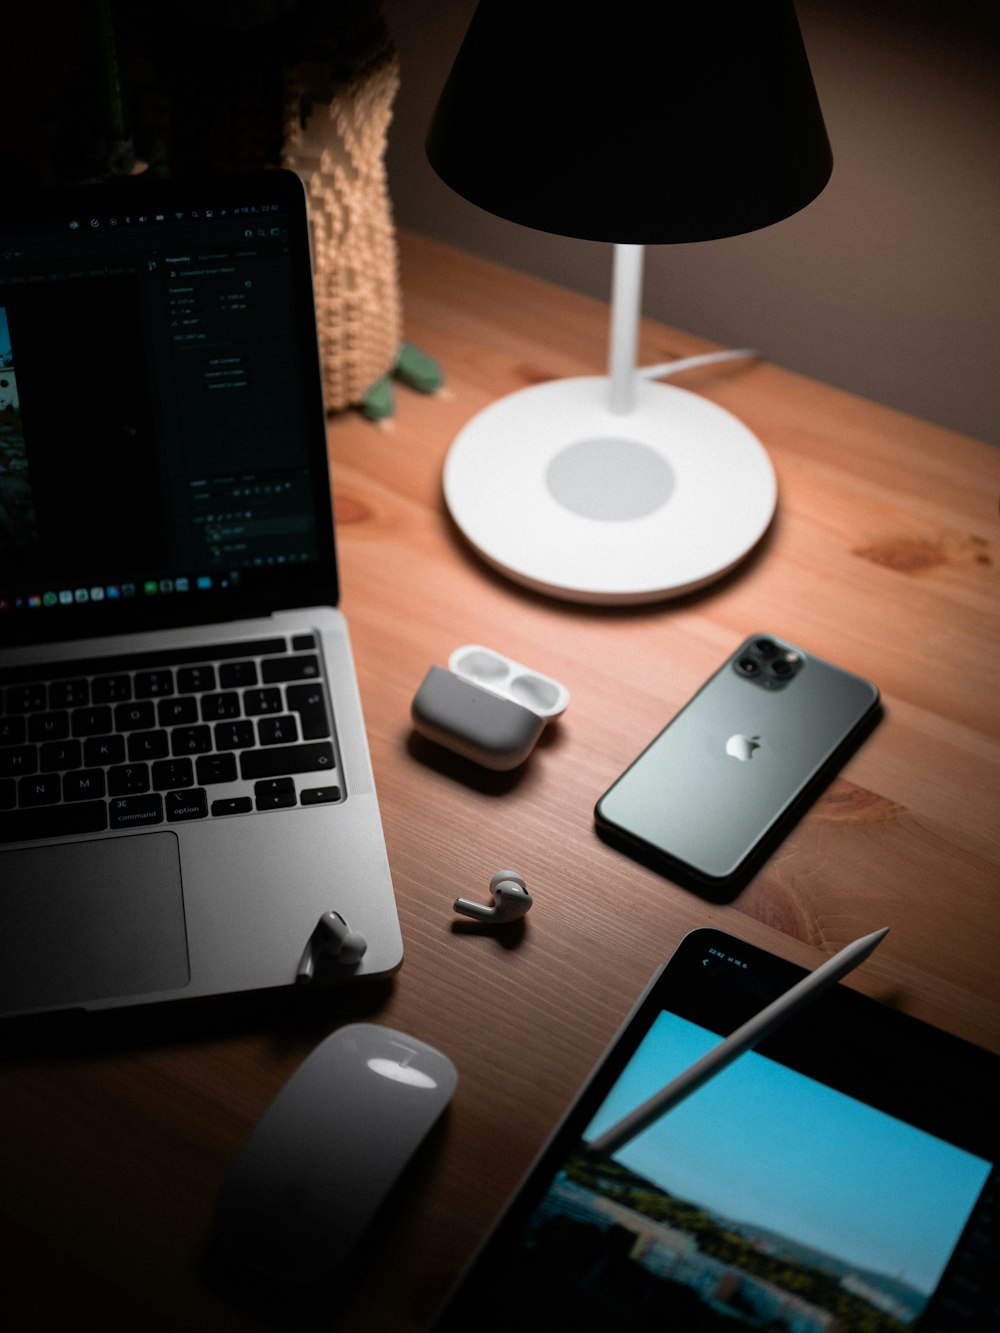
0,634,342,845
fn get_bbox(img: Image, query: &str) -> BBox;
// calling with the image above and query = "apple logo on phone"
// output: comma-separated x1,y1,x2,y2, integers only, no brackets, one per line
726,733,761,761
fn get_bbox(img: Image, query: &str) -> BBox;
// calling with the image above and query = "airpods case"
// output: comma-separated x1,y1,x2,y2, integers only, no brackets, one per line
411,645,570,770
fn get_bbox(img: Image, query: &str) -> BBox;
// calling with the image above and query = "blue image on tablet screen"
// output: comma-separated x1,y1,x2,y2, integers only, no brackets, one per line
523,1014,991,1330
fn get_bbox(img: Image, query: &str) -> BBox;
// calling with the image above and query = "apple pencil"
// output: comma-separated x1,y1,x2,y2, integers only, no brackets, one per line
587,926,889,1158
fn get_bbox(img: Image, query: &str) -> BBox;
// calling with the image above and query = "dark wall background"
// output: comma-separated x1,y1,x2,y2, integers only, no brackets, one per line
3,2,997,444
382,0,1000,446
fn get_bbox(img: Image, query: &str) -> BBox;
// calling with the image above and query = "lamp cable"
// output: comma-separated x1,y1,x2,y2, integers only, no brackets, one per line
639,347,758,381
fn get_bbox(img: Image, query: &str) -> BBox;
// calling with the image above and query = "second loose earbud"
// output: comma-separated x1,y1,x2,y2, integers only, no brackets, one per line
454,871,532,925
297,911,368,982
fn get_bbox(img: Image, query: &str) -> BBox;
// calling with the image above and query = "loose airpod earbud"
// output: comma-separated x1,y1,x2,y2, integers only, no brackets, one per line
454,870,533,924
297,911,368,983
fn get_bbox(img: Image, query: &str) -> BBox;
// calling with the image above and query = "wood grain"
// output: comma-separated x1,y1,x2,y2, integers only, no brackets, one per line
0,230,997,1330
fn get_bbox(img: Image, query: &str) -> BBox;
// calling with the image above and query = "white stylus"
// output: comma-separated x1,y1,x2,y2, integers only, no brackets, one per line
587,927,889,1157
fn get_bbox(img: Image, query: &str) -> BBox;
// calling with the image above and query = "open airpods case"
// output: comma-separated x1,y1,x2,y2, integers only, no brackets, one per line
411,645,570,770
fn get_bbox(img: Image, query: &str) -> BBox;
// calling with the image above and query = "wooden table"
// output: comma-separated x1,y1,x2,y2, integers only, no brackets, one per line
1,231,997,1330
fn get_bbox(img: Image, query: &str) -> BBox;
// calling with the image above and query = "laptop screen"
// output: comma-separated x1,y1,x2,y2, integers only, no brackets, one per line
0,170,338,648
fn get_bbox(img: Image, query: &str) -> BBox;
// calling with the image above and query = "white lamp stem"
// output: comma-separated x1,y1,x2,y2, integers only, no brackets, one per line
608,242,644,415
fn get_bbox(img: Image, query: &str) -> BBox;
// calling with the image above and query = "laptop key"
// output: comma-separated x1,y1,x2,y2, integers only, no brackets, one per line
5,685,46,714
115,701,157,731
301,785,341,805
201,691,241,722
240,742,335,780
72,705,113,737
0,746,37,777
152,759,195,790
219,661,257,688
17,773,62,806
28,711,70,742
211,796,253,817
257,715,299,746
214,720,255,751
1,716,27,744
244,687,282,716
109,794,163,829
287,684,331,739
92,674,132,703
84,735,125,766
254,778,296,810
260,655,320,683
196,752,238,785
177,665,216,693
48,679,89,708
0,799,108,844
108,763,151,796
129,730,170,761
64,769,107,801
134,670,174,698
166,788,208,821
41,739,83,771
172,725,212,755
158,696,199,726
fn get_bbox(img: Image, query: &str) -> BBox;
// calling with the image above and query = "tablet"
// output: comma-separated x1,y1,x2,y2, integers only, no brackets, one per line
432,928,999,1332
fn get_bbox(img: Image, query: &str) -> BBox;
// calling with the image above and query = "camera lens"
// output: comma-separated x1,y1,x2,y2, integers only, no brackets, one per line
754,639,777,657
737,656,759,675
771,658,794,677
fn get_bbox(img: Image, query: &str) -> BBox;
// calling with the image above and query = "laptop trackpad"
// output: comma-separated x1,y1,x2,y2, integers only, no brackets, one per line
0,832,190,1014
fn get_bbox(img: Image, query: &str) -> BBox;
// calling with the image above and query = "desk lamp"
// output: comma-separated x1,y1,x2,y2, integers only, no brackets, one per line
426,2,832,604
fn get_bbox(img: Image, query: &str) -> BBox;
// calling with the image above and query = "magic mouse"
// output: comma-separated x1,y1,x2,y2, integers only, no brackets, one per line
215,1023,457,1284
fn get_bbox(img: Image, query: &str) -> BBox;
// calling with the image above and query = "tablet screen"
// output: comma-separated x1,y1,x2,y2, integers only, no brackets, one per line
432,929,998,1332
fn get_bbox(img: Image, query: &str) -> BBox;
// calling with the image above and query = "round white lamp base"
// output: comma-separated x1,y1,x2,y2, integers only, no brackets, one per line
442,376,777,605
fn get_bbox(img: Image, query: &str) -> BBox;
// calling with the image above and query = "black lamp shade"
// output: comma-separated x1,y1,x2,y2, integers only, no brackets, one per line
427,2,833,244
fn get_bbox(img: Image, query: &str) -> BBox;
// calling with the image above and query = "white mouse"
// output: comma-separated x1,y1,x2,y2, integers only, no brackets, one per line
215,1022,458,1285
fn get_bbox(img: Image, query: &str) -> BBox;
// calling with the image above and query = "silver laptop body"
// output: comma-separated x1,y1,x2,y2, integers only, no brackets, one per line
0,171,402,1016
